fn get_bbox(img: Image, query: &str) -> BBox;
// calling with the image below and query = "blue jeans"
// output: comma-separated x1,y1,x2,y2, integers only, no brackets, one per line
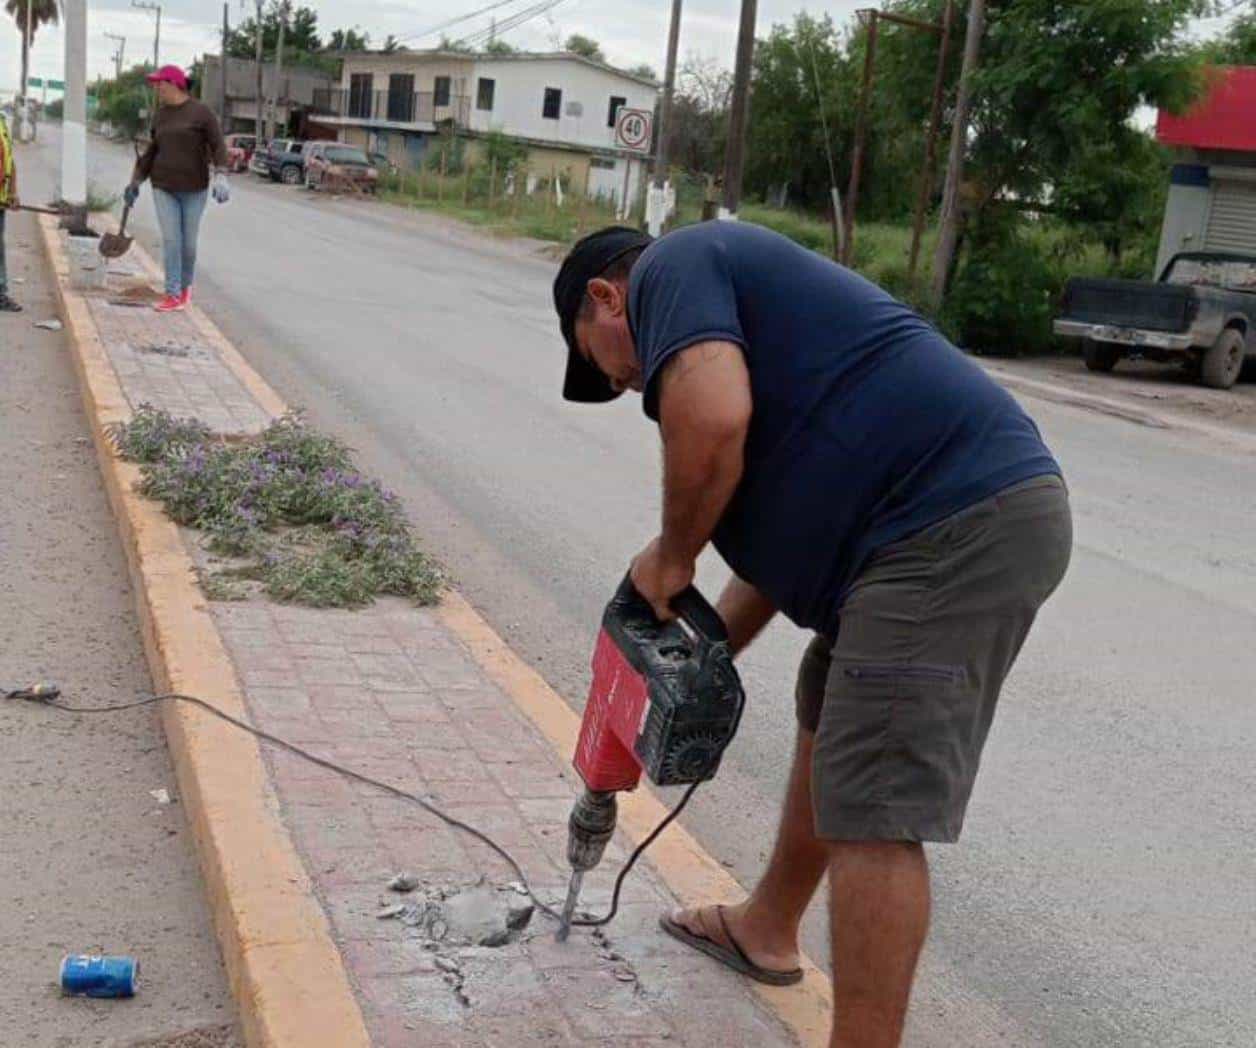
152,188,208,296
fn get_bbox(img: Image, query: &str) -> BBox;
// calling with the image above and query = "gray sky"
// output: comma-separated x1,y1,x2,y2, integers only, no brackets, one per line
0,1,1242,100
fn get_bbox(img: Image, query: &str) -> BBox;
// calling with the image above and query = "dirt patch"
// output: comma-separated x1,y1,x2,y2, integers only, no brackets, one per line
986,354,1256,436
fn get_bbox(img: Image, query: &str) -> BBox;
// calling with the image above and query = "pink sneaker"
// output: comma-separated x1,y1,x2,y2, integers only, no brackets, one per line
179,288,192,308
154,294,184,313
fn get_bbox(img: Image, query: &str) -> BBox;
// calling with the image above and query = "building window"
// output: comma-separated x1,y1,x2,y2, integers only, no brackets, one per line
434,76,451,107
607,96,626,128
348,72,373,119
477,77,495,111
590,157,616,169
387,73,414,122
542,87,562,120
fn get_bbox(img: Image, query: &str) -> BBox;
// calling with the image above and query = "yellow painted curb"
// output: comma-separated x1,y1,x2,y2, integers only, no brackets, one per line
438,591,834,1046
37,218,371,1048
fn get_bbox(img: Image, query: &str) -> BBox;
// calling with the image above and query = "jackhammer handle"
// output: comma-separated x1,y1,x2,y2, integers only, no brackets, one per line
615,573,729,645
669,586,729,646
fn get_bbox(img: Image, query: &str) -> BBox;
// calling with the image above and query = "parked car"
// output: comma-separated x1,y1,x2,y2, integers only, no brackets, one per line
249,140,271,176
304,142,380,194
369,151,398,176
223,133,256,173
1054,251,1256,389
256,138,306,184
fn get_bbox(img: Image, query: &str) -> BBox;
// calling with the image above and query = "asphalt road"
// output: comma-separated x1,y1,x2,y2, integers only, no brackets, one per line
0,204,239,1046
25,128,1256,1047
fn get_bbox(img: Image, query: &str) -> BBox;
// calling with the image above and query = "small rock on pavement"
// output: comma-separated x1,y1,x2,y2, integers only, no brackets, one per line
388,872,421,893
34,318,63,331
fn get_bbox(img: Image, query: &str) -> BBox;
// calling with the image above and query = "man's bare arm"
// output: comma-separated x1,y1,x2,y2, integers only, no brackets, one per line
716,575,777,656
658,340,752,564
629,340,752,620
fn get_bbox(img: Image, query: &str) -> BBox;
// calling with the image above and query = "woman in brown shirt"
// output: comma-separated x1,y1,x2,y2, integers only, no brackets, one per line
127,65,229,313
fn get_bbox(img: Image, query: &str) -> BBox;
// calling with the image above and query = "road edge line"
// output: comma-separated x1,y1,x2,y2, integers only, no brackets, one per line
36,215,372,1048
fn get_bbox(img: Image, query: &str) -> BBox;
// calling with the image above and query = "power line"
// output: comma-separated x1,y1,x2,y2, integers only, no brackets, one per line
455,0,571,50
397,0,533,44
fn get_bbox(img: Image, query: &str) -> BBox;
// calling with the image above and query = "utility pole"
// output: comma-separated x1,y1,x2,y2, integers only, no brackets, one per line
719,0,757,218
931,0,986,307
62,0,88,221
219,3,229,125
105,32,127,79
908,0,954,281
270,0,291,140
254,0,265,142
17,0,34,140
132,0,162,68
842,9,878,264
647,0,682,235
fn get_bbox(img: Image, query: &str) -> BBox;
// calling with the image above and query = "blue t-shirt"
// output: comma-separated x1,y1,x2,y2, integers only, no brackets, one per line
628,221,1060,636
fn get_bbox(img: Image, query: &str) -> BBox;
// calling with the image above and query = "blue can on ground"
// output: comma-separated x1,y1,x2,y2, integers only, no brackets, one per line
59,954,139,997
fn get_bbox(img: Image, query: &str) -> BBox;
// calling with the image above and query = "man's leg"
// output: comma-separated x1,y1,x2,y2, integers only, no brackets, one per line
827,841,930,1048
669,726,828,971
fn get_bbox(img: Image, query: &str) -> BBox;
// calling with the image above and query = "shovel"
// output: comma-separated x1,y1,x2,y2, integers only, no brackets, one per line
99,201,134,259
12,203,69,216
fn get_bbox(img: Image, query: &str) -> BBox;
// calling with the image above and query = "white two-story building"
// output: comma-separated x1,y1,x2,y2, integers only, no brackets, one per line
310,50,659,207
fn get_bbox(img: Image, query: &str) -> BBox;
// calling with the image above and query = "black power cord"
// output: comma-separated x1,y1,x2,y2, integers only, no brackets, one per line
3,684,709,932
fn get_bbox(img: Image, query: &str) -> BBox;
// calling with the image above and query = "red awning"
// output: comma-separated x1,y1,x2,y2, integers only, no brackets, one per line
1157,66,1256,152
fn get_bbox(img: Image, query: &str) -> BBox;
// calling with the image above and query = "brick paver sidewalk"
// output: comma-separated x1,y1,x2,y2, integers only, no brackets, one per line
70,253,800,1046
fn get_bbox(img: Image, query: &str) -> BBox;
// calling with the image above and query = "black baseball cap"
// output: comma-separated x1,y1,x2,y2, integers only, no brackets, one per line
553,226,653,402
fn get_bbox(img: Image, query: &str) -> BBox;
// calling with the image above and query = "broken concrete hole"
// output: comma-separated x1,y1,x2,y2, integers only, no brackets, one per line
376,879,534,948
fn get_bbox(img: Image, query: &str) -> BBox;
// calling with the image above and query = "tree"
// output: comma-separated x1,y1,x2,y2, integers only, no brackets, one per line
628,62,657,80
226,4,321,58
5,0,59,103
380,33,405,53
483,39,516,54
564,34,604,61
668,54,733,175
744,14,856,211
96,64,156,138
1201,9,1256,63
328,27,368,52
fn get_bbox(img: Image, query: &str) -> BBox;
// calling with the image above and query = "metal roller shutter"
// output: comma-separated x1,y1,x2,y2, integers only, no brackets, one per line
1205,179,1256,252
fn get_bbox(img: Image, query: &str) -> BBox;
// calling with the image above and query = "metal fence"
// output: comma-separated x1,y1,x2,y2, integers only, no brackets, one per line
311,88,470,127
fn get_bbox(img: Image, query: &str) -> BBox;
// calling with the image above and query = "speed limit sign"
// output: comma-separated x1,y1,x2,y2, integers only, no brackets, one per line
615,107,652,152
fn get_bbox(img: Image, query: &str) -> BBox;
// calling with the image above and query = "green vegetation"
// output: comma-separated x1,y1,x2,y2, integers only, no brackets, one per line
108,406,443,608
651,0,1221,354
378,153,624,244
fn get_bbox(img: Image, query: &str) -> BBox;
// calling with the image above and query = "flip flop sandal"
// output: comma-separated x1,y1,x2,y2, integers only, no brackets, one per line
659,905,804,986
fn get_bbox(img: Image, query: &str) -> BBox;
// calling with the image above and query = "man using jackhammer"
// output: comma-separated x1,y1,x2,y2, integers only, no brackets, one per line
553,222,1072,1047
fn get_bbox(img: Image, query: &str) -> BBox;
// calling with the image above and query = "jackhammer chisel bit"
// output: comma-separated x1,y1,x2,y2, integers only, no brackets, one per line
557,789,617,941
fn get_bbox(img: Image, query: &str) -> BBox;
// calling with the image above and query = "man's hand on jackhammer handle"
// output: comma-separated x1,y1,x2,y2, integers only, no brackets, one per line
630,537,695,622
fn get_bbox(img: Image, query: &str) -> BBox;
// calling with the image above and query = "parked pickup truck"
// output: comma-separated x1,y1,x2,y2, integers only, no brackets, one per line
255,139,305,185
1054,251,1256,389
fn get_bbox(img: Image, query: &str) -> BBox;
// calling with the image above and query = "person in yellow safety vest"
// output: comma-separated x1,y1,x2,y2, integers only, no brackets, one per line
0,110,20,313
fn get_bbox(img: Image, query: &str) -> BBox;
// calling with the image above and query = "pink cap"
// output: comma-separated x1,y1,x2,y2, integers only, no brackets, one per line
145,65,188,90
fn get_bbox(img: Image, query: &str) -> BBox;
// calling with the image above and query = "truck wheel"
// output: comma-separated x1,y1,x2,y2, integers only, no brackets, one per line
1200,328,1245,390
281,165,302,185
1083,341,1120,373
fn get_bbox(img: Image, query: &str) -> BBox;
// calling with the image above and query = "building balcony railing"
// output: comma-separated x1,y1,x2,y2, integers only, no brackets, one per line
311,88,470,127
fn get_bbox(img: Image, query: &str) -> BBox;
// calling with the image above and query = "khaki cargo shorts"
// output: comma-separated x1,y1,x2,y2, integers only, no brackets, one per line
796,475,1072,843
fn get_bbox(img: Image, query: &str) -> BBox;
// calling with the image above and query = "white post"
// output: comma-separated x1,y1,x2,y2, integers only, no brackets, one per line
62,0,88,209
